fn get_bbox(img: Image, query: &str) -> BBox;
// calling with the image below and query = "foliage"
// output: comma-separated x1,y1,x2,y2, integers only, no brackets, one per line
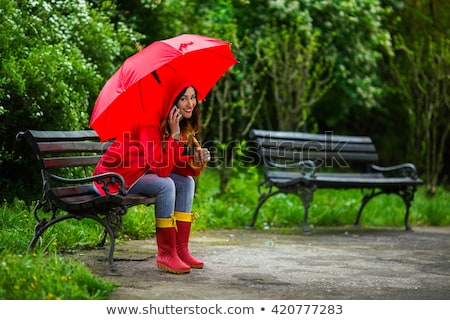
299,0,394,127
389,35,449,194
256,19,335,131
0,200,116,300
0,199,35,254
3,0,448,202
383,0,450,192
121,205,156,239
0,252,116,299
0,0,139,201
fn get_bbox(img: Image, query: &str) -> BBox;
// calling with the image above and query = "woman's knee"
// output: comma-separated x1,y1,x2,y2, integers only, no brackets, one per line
171,174,194,190
184,176,195,192
160,177,176,195
129,174,175,197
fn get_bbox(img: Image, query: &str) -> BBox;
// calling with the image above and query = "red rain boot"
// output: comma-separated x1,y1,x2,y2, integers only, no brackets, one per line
174,211,204,269
155,216,190,274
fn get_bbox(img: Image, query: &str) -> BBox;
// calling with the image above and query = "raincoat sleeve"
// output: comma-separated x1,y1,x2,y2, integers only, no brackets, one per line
139,124,184,177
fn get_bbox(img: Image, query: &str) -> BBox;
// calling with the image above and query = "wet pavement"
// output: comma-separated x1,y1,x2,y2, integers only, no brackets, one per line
79,226,450,300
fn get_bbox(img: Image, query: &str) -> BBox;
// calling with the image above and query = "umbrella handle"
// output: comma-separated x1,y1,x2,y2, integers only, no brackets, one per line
189,136,208,171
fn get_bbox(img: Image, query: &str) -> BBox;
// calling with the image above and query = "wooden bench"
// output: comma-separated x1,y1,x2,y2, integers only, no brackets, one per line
247,129,424,232
16,130,155,271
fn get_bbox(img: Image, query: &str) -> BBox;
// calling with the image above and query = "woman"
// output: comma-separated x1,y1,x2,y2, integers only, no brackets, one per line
93,84,210,274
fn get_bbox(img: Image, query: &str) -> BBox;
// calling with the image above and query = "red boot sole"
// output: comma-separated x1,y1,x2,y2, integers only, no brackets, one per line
156,263,190,274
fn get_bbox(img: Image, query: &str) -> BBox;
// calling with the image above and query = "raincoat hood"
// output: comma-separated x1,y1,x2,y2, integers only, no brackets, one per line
133,77,195,130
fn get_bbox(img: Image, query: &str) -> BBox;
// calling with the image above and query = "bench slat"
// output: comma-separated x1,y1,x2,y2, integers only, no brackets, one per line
258,140,378,153
261,150,380,163
50,185,97,198
43,155,102,169
37,141,111,153
250,129,374,144
266,171,423,188
24,130,100,142
312,174,424,188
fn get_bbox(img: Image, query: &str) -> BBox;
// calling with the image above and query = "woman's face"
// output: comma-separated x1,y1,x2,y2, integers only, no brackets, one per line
175,86,197,119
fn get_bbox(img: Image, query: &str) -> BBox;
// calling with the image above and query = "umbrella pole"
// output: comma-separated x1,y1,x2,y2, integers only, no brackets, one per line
193,136,201,148
135,41,143,52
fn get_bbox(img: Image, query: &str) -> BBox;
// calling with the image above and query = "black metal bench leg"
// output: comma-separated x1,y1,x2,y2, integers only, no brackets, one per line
298,187,314,234
29,220,48,251
354,189,385,227
90,214,123,272
85,214,119,272
103,224,117,271
29,209,73,252
354,193,372,227
399,187,415,231
28,200,48,250
97,229,108,249
247,191,281,228
301,205,310,233
404,205,412,231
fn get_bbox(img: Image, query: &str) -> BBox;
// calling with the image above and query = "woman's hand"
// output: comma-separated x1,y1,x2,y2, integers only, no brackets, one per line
194,147,211,165
168,106,182,140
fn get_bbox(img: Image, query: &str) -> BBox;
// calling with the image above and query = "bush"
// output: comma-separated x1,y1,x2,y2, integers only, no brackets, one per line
0,0,139,202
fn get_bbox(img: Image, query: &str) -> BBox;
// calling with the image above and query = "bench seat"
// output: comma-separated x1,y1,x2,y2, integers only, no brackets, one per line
267,171,423,188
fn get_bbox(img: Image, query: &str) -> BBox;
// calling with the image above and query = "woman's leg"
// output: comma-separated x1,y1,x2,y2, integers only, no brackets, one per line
129,173,190,273
169,173,195,212
128,173,175,218
169,173,204,268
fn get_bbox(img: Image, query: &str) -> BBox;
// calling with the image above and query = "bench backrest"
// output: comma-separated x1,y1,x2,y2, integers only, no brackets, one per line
249,129,379,172
17,130,111,189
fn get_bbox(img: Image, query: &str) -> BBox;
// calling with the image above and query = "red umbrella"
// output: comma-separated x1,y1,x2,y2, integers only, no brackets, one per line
90,34,238,141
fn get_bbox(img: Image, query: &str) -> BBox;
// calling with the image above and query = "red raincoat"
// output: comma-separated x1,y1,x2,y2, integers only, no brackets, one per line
93,82,203,195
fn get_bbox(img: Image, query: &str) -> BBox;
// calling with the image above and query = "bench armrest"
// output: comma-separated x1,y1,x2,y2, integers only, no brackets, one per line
371,163,419,179
266,159,317,177
47,172,128,196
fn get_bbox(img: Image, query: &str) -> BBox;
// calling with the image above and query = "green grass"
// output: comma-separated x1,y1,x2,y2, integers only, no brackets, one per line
0,167,448,299
0,252,116,299
0,200,117,299
193,167,450,230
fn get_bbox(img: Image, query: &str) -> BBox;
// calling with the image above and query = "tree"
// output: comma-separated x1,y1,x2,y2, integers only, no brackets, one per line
0,0,138,201
384,0,450,192
256,19,335,131
204,34,268,194
390,36,449,193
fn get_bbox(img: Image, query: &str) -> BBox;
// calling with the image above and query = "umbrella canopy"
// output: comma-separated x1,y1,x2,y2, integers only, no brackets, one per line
90,34,238,141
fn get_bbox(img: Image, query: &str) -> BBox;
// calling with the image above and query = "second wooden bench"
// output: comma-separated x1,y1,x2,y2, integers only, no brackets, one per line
247,129,424,232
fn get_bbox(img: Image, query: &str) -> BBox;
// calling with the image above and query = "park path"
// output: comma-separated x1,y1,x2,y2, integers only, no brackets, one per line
79,226,450,300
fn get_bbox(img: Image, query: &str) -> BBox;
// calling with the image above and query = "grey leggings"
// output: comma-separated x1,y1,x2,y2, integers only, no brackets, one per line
128,173,195,218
